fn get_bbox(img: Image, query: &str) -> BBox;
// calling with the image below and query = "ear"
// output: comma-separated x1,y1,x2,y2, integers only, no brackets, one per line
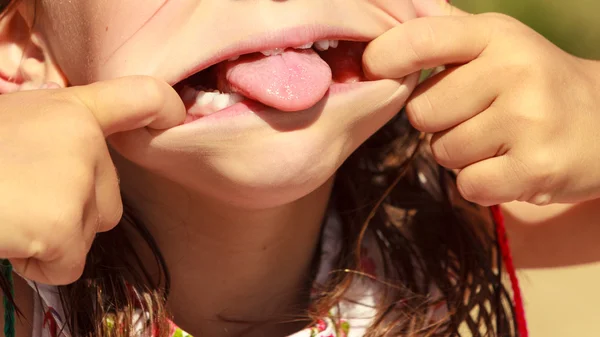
0,5,66,94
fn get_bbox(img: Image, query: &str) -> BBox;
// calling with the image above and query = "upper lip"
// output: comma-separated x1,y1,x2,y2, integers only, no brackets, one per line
171,24,370,87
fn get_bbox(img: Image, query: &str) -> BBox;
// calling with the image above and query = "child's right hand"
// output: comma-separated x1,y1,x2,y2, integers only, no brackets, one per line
0,76,185,285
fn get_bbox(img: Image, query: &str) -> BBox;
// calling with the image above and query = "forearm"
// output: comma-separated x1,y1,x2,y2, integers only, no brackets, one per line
502,200,600,268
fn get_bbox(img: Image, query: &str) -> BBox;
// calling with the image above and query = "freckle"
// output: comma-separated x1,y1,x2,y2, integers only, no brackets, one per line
105,26,109,32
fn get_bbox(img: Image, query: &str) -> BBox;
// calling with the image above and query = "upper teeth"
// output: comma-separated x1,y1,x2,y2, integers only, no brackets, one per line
261,48,284,57
296,42,313,49
256,40,339,58
314,40,330,51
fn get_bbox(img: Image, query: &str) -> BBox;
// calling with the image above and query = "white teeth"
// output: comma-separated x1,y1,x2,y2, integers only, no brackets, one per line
314,40,339,51
184,89,244,117
260,48,284,56
197,92,216,106
314,40,330,51
295,42,313,49
252,40,340,58
228,55,240,61
213,94,231,111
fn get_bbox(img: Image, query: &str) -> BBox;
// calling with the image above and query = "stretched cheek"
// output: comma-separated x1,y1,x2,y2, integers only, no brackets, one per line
97,0,170,58
38,0,171,85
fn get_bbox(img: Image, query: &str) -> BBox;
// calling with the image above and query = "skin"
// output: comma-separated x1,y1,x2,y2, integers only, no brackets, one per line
4,0,600,335
366,0,600,207
363,0,600,335
0,1,419,336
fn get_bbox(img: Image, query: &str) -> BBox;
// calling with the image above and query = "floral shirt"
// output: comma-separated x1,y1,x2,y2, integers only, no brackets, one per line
27,211,427,337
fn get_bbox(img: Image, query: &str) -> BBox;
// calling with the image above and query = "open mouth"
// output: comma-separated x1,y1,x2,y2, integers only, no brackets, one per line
173,39,367,123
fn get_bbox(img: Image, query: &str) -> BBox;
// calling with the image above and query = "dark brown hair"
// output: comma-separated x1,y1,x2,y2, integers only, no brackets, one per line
0,2,517,336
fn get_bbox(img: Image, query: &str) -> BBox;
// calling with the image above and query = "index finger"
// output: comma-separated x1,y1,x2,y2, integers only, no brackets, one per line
363,14,492,80
68,76,186,136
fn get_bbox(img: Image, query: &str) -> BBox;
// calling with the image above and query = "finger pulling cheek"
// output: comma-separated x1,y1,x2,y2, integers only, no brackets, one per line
430,107,510,169
406,61,499,133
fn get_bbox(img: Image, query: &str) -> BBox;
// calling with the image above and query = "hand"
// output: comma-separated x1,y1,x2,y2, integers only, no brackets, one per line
0,76,185,285
363,0,600,206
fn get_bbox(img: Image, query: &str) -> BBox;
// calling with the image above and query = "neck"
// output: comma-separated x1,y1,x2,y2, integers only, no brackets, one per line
116,159,333,337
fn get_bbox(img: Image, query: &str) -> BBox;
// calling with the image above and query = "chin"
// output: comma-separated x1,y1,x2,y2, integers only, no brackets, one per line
121,125,341,209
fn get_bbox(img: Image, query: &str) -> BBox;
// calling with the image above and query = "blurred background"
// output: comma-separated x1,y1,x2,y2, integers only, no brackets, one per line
454,0,600,59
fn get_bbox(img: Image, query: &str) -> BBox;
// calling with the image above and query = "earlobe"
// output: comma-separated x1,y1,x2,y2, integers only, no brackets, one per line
0,6,66,94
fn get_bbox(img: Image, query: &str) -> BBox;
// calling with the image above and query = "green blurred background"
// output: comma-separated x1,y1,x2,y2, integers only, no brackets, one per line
454,0,600,59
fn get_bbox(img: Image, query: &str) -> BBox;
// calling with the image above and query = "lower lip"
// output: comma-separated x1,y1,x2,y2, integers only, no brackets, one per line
182,81,369,124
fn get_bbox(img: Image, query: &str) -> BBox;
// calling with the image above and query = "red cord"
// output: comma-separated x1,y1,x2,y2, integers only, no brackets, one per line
490,205,528,336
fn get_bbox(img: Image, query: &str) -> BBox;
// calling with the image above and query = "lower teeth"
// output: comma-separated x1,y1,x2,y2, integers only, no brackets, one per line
181,86,244,116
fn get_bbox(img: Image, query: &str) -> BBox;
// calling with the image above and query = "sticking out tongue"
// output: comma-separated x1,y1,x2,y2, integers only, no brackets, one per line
216,49,332,111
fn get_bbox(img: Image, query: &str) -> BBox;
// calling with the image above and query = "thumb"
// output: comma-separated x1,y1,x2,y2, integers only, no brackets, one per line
68,76,186,136
413,0,469,17
363,13,490,80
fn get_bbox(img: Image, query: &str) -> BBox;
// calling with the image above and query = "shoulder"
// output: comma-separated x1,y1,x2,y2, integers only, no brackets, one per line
0,274,33,337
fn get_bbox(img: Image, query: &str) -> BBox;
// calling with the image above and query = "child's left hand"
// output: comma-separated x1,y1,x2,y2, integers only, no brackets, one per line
363,0,600,207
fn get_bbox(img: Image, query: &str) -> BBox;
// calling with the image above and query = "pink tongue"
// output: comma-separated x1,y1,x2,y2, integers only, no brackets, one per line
217,49,332,111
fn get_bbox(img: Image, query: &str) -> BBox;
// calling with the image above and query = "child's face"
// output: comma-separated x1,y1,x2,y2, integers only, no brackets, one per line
36,0,418,209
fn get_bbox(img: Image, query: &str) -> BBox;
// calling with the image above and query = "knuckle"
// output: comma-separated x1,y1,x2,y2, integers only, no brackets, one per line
128,76,166,114
44,89,76,105
527,151,561,187
456,171,495,206
482,12,516,25
405,20,438,66
508,53,543,78
66,159,96,193
482,12,524,35
47,105,106,153
528,193,553,206
71,119,105,149
26,239,51,260
25,235,65,268
42,192,87,238
362,45,381,78
509,150,560,201
456,174,478,203
102,202,123,231
130,75,164,96
57,204,86,233
84,217,100,249
39,204,83,237
430,135,453,167
510,91,548,127
406,94,434,131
